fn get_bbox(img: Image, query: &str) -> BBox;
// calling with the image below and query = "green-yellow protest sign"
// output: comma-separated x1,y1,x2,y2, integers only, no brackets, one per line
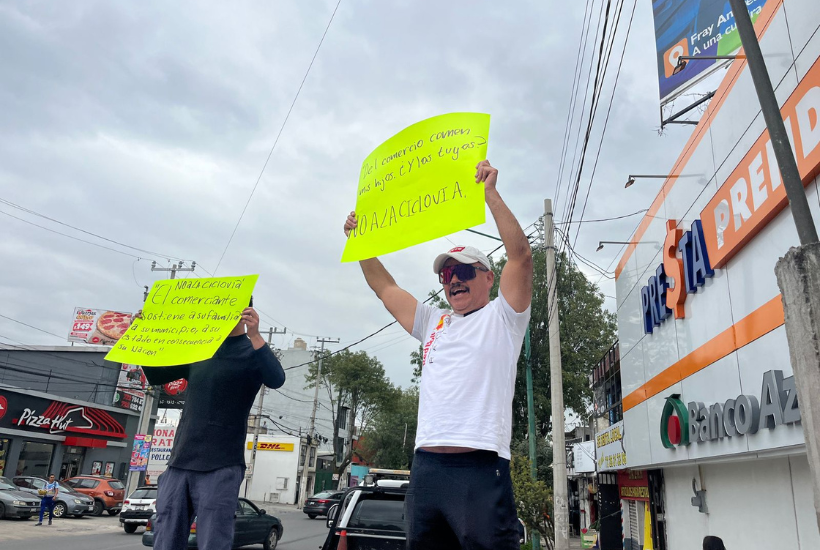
104,275,259,367
341,112,490,262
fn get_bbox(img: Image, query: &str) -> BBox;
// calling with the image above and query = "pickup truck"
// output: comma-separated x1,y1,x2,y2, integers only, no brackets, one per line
320,483,407,550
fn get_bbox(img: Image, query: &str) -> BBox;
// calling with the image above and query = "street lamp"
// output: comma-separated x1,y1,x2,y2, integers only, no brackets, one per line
673,54,743,75
597,241,639,252
625,174,672,188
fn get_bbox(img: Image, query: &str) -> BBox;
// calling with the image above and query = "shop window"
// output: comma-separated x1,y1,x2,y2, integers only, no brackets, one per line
0,438,9,477
16,441,54,478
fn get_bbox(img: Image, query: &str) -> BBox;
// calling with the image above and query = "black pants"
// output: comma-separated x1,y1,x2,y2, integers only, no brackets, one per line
405,450,519,550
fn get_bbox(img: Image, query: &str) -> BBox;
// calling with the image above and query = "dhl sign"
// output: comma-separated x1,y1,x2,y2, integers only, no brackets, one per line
701,55,820,268
247,441,295,452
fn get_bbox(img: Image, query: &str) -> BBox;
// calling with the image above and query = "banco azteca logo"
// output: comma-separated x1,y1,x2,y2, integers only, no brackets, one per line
660,395,690,449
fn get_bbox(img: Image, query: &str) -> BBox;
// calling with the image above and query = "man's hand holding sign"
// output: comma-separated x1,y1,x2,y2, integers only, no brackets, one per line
105,275,259,366
341,112,491,262
344,114,533,550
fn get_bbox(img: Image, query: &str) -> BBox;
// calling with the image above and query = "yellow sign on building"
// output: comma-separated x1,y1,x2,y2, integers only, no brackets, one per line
247,441,295,452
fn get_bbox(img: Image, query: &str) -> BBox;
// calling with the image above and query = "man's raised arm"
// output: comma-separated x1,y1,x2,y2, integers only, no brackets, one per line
476,161,533,313
345,212,418,333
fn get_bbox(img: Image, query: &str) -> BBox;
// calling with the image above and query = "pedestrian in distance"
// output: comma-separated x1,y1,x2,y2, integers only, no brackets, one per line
343,159,533,550
703,535,726,550
35,474,59,526
141,298,286,550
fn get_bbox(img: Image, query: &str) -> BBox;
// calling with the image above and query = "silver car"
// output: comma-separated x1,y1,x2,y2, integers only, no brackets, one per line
0,476,41,520
12,476,95,518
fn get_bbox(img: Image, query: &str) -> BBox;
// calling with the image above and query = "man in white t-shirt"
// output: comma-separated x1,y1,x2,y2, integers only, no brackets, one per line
343,160,533,550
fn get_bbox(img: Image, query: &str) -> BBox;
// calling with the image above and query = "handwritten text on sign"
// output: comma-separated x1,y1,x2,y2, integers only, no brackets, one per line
341,113,490,262
104,275,258,367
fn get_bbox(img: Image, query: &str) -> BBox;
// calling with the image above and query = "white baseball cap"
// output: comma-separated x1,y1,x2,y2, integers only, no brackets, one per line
432,245,492,274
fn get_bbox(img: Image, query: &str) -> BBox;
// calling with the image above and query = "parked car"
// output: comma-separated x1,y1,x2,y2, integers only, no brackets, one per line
11,476,95,518
64,475,125,516
120,486,158,533
0,476,41,520
303,490,344,519
322,484,407,550
142,498,282,549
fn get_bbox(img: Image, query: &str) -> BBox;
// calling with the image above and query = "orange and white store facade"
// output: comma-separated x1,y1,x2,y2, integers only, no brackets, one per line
615,1,820,548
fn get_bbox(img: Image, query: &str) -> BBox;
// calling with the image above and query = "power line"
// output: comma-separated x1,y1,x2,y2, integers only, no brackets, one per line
213,0,344,274
554,208,647,225
0,197,187,262
572,0,638,247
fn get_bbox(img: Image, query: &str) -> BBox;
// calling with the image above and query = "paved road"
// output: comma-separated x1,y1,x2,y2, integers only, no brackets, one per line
0,504,329,550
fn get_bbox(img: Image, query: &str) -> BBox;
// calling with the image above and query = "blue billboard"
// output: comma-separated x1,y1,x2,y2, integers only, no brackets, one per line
652,0,769,104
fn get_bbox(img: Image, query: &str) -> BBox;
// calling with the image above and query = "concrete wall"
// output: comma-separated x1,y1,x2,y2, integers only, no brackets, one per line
663,455,820,550
0,345,122,407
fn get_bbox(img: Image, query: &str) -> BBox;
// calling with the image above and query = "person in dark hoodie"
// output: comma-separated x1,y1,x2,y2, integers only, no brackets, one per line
142,299,285,550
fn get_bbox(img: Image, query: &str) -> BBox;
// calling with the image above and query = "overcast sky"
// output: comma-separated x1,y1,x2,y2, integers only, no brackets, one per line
0,0,710,391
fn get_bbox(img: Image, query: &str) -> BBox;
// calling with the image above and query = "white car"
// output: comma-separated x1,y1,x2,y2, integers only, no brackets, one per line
119,486,157,533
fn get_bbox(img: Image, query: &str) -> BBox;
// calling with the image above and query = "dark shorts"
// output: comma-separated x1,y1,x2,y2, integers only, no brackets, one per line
405,450,519,550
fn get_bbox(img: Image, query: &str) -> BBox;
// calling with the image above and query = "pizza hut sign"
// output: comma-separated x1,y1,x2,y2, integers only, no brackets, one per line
0,390,127,440
158,379,188,409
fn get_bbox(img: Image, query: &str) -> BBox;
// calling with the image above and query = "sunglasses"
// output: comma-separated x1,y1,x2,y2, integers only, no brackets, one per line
438,264,489,284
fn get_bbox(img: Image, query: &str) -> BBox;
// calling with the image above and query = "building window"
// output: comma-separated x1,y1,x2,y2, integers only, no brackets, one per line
309,446,316,467
16,441,54,478
336,437,345,464
337,407,349,431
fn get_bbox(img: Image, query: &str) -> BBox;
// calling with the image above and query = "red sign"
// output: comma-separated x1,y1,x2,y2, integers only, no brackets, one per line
0,395,7,421
12,401,126,439
617,470,650,502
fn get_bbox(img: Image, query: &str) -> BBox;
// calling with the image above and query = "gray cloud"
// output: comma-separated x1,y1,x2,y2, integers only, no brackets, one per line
0,0,703,401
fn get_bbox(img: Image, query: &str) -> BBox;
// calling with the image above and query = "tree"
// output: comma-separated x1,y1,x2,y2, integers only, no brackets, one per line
511,454,555,549
492,248,617,442
360,386,419,469
305,349,394,478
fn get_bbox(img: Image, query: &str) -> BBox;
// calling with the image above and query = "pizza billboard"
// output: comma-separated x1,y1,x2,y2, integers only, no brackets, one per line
68,307,132,345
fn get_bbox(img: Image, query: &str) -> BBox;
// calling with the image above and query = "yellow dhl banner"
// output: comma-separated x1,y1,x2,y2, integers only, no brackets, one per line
247,442,295,452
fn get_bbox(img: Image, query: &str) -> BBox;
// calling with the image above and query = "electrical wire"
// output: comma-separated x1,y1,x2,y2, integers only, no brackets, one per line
0,197,188,262
213,0,344,274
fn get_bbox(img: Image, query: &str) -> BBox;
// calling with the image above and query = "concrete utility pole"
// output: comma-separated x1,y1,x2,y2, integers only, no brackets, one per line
298,337,339,508
725,0,820,529
545,199,569,550
126,261,196,493
245,327,286,498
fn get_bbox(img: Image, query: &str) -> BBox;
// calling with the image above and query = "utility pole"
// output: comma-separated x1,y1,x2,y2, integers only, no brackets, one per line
126,261,196,494
545,199,569,550
298,337,339,508
245,326,286,499
151,260,197,280
725,0,820,530
260,326,287,344
524,328,542,550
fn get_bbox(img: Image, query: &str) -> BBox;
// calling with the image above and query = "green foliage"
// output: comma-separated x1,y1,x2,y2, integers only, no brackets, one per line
359,386,419,469
305,349,393,475
492,249,616,440
511,437,553,483
511,454,555,548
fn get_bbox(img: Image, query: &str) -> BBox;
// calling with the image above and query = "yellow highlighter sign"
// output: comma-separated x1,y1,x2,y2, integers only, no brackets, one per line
341,113,490,262
105,275,259,367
